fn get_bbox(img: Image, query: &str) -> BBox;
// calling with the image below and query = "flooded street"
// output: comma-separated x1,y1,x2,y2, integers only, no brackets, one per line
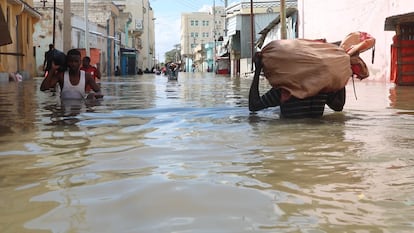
0,73,413,233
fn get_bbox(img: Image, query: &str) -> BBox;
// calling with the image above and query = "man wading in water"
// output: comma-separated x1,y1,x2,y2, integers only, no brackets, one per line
249,52,346,118
40,49,103,100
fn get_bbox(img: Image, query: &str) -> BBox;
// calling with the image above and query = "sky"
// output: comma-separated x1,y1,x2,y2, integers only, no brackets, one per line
151,0,226,62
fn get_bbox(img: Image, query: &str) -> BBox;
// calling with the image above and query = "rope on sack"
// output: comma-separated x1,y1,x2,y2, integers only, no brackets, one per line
351,75,357,100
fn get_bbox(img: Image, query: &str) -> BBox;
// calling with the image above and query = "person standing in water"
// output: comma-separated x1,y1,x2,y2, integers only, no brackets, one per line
40,49,103,100
43,44,55,75
249,53,346,118
80,56,101,92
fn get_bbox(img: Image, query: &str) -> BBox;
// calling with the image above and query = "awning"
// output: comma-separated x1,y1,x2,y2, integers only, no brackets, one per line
384,12,414,31
0,5,12,46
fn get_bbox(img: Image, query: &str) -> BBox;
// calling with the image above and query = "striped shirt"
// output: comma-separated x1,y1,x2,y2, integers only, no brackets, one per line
260,88,345,118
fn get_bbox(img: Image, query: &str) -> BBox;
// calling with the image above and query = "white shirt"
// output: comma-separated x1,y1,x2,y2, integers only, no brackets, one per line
60,70,86,99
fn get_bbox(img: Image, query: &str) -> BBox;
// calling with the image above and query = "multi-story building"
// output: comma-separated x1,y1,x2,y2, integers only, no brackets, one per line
225,0,297,76
114,0,155,72
33,0,120,76
62,0,121,76
180,6,226,73
33,4,111,76
0,0,41,81
33,0,155,76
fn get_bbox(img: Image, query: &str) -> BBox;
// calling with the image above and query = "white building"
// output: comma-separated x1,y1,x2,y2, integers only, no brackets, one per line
180,6,226,72
114,0,155,71
297,0,414,81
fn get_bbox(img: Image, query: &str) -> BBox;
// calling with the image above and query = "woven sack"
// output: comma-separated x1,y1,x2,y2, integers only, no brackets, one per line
261,39,352,99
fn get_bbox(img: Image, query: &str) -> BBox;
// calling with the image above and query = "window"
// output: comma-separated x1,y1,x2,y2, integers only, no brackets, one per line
191,20,194,26
202,21,209,27
195,20,198,26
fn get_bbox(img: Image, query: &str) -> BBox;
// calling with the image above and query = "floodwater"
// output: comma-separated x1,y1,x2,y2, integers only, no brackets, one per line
0,73,413,233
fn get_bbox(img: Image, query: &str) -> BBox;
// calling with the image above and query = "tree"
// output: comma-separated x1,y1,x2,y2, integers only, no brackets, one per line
164,44,181,63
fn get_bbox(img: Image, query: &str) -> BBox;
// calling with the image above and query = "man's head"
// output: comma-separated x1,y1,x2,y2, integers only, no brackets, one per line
49,44,54,50
82,56,91,67
66,49,81,72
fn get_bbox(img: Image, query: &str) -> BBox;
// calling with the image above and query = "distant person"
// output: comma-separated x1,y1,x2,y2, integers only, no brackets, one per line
115,66,121,76
8,72,22,82
249,53,345,118
43,44,55,75
40,49,103,100
166,62,180,80
80,56,101,92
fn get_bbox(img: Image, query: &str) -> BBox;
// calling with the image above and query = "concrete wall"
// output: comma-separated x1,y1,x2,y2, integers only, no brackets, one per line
0,0,41,78
33,5,110,76
297,0,414,82
33,7,64,77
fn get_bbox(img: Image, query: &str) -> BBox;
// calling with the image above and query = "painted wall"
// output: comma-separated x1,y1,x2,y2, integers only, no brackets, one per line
33,7,64,77
297,0,414,82
33,6,108,76
0,0,40,79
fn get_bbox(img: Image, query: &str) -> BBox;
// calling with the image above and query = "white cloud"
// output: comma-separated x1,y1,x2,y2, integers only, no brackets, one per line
154,17,181,62
198,5,212,13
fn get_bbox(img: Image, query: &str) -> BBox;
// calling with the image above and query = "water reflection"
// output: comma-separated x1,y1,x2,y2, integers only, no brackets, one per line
0,75,414,233
389,85,414,113
0,80,37,138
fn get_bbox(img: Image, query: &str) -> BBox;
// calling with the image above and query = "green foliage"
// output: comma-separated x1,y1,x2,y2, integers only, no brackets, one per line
164,44,181,63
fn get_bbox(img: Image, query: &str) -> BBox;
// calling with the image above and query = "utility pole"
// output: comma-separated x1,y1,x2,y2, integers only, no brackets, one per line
63,0,71,52
280,0,287,39
250,0,254,71
53,0,56,45
213,0,216,72
84,0,90,56
146,0,151,69
224,0,228,37
193,37,196,61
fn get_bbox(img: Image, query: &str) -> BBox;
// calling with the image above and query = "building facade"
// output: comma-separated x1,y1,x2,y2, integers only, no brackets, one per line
114,0,155,72
225,0,297,76
33,1,120,77
33,0,156,77
0,0,41,81
297,0,414,82
180,6,226,72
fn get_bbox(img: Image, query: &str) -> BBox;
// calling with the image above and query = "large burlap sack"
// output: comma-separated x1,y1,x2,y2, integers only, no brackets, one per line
261,39,352,99
340,31,375,56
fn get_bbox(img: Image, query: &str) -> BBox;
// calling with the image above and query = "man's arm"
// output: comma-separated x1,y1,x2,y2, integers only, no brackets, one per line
40,62,61,91
249,53,266,111
85,73,100,92
85,73,103,99
43,52,48,71
95,63,101,79
326,87,346,111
